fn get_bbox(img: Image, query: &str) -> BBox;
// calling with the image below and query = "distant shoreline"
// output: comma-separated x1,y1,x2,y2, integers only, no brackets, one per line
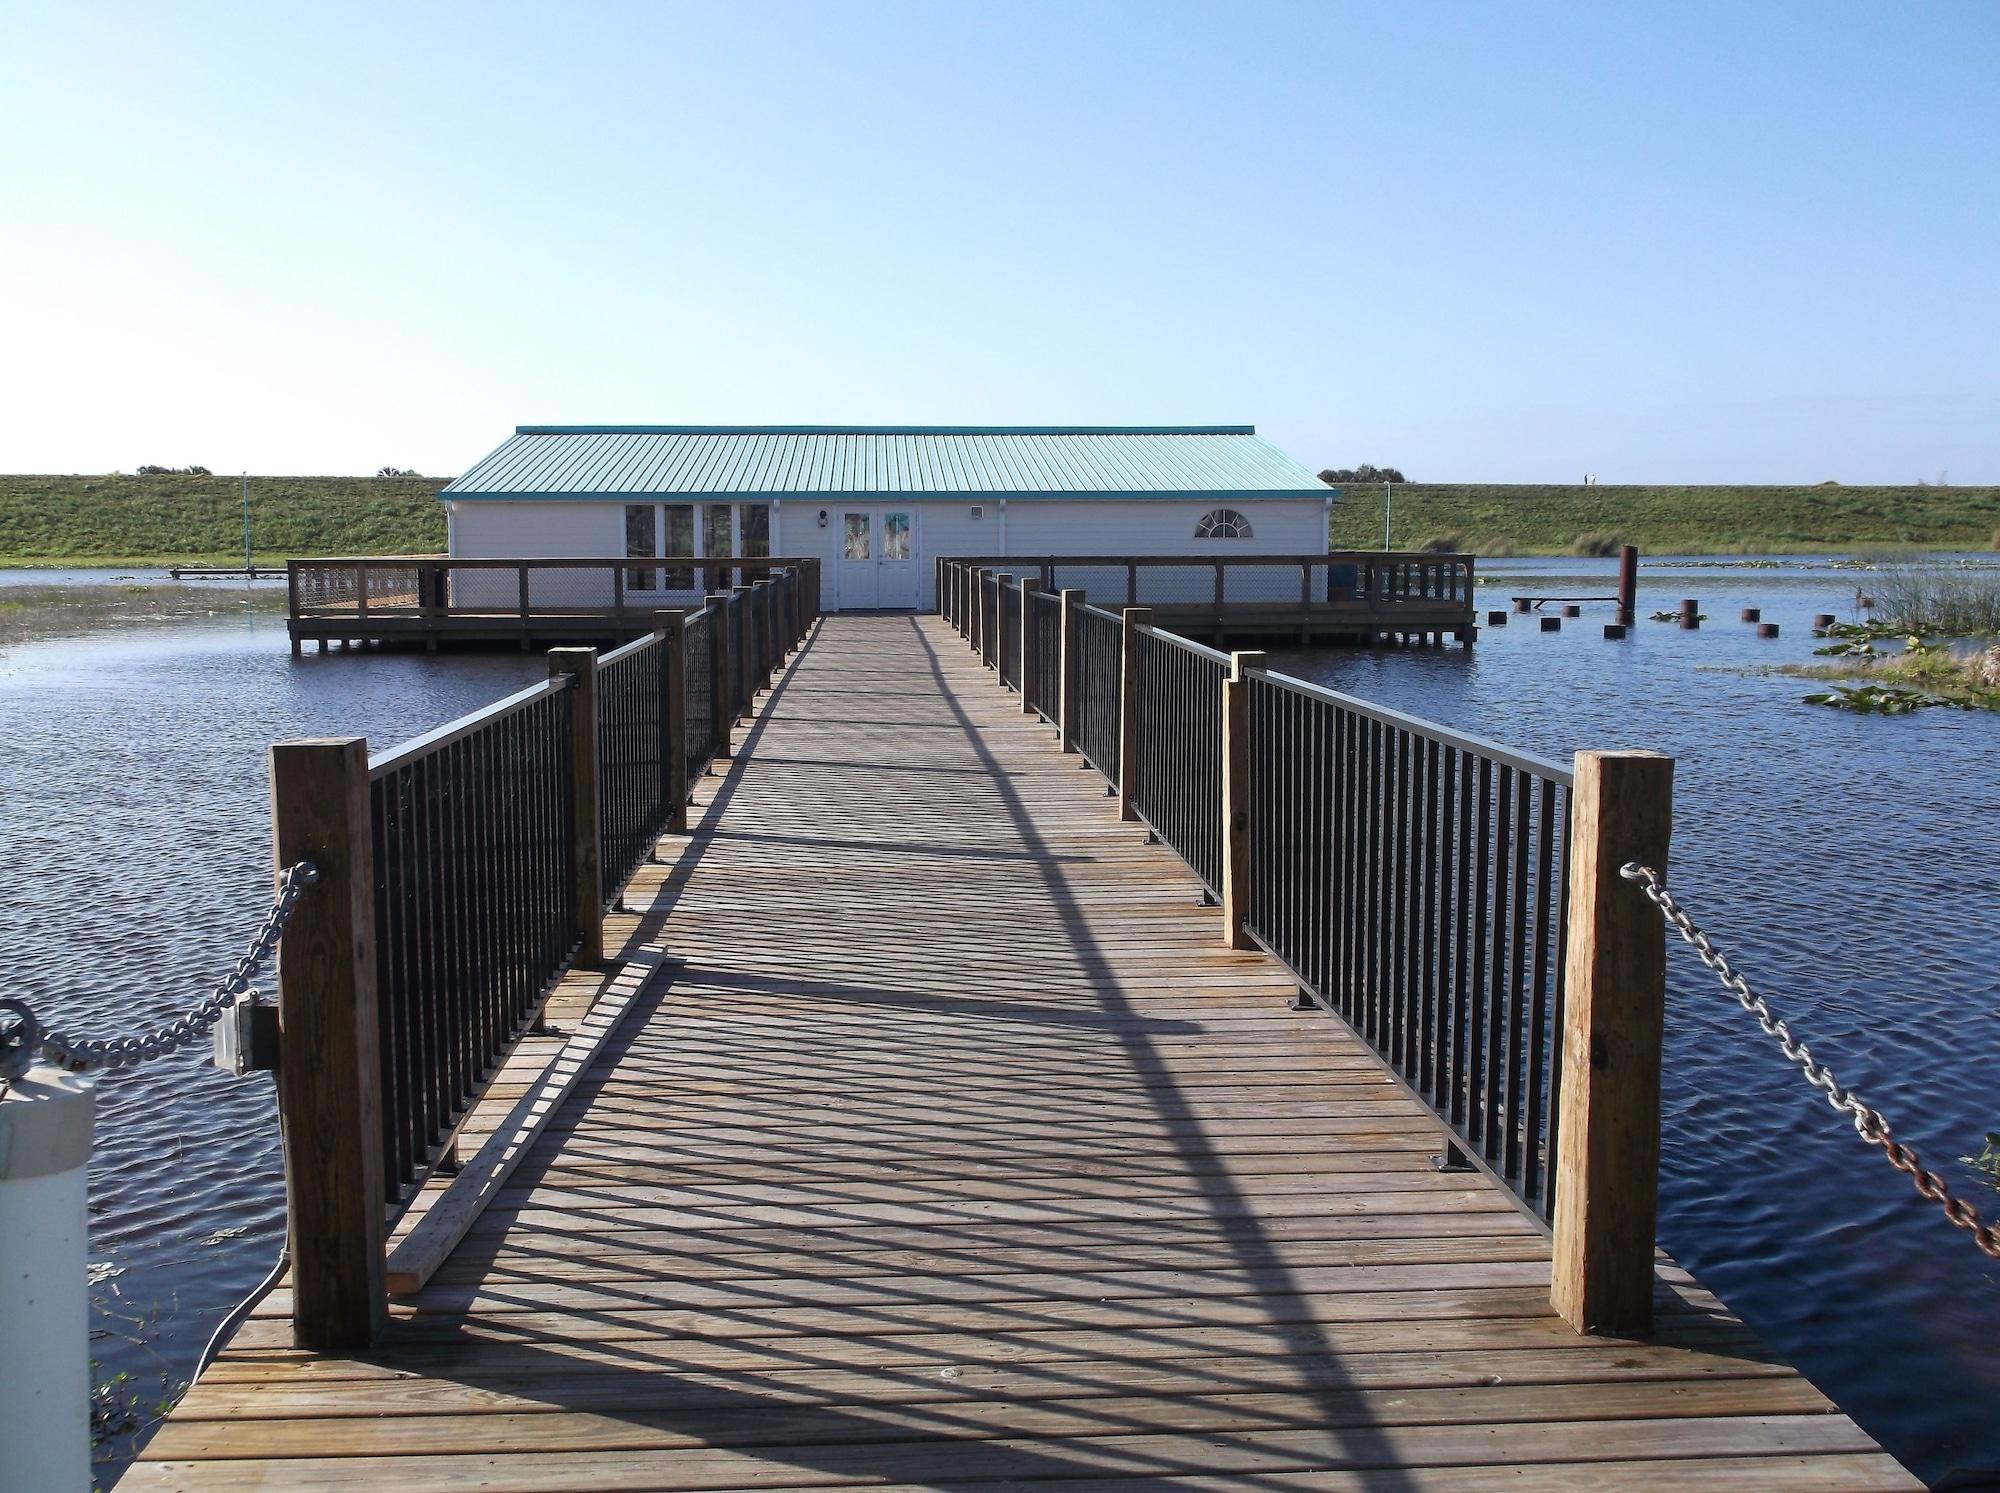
1,474,1995,566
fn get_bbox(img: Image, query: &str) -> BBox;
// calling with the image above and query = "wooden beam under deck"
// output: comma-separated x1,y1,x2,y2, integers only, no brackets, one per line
131,616,1914,1491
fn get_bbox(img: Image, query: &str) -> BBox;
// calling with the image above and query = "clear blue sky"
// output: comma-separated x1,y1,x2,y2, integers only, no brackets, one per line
3,1,1994,482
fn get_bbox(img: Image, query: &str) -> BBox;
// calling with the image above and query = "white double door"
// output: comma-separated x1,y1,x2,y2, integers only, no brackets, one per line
837,507,919,611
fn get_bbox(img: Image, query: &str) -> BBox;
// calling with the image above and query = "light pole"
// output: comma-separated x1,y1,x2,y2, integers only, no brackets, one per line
1381,481,1393,551
242,472,252,574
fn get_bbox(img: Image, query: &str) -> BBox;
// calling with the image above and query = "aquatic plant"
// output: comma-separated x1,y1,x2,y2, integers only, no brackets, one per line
1569,531,1623,557
1801,684,1951,713
1965,1133,2000,1193
1417,533,1464,554
1868,556,2000,635
1648,609,1708,622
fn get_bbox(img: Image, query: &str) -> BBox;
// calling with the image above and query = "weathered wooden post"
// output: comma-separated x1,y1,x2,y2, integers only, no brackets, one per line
1551,748,1675,1334
1617,545,1638,627
1019,579,1040,715
1220,650,1265,948
1057,587,1083,753
548,649,604,967
705,592,733,760
1117,606,1151,821
269,737,386,1349
654,611,690,832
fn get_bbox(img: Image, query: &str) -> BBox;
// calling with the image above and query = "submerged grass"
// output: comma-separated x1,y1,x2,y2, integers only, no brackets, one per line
1866,555,2000,635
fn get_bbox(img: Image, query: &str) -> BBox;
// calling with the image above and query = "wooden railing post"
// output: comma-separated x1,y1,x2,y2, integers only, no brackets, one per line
1552,749,1675,1335
1116,606,1150,821
1057,587,1082,753
1220,650,1265,948
516,562,531,624
1018,579,1040,715
548,648,604,966
706,592,733,759
269,737,386,1349
654,611,690,833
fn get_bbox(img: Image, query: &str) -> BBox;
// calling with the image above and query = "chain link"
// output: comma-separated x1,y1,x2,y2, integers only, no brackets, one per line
1621,861,2000,1263
0,862,318,1082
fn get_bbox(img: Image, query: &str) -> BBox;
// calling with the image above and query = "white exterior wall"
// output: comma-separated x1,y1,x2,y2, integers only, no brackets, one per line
444,494,1331,613
999,498,1326,557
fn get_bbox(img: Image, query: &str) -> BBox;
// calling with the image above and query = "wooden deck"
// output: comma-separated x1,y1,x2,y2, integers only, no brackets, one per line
130,615,1913,1491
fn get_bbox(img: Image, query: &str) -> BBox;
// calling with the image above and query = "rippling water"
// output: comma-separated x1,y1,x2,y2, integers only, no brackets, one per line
3,561,1996,1484
1273,556,2000,1487
0,572,545,1475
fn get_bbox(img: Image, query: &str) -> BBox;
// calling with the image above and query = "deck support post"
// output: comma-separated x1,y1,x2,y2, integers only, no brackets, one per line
1220,650,1265,948
1552,749,1675,1335
549,648,605,967
268,737,386,1350
1116,606,1151,822
706,593,733,759
1018,579,1040,715
655,611,689,833
1057,588,1083,753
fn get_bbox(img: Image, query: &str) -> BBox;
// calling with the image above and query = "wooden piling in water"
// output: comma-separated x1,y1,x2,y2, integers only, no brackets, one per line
1486,609,1507,625
1617,545,1638,626
1540,616,1561,632
1740,607,1761,623
1679,599,1700,629
1757,622,1780,638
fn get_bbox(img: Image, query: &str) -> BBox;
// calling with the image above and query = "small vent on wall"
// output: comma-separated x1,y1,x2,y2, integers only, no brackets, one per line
970,505,985,520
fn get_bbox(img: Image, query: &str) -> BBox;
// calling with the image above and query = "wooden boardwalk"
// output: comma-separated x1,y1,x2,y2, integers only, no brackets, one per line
130,615,1913,1491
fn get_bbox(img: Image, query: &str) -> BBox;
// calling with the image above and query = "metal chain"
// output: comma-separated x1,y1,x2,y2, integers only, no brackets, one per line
0,862,318,1082
1621,861,2000,1263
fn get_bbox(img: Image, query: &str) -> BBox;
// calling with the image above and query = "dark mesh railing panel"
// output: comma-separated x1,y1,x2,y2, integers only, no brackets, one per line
1075,605,1122,785
685,610,718,785
368,684,574,1203
1130,628,1227,894
998,582,1020,689
1028,590,1061,722
596,635,665,902
1243,672,1572,1221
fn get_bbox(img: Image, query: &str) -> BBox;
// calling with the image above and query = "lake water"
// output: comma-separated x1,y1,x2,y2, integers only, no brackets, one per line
2,560,1996,1485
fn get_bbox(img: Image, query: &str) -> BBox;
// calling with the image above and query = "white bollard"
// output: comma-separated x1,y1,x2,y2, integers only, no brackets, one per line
0,1065,96,1493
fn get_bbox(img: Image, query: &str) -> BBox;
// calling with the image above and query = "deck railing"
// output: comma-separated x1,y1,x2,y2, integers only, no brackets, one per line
364,678,577,1203
1131,624,1229,897
267,566,814,1348
938,552,1475,644
950,573,1676,1336
1026,589,1061,723
289,555,820,624
1244,673,1573,1220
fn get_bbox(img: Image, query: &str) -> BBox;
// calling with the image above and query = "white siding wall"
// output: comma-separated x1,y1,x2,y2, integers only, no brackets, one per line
445,495,1331,613
1000,498,1325,556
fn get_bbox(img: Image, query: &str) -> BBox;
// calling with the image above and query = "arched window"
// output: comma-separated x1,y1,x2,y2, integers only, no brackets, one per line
1195,507,1253,540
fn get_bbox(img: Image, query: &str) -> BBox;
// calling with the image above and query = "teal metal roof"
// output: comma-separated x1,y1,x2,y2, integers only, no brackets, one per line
441,426,1332,501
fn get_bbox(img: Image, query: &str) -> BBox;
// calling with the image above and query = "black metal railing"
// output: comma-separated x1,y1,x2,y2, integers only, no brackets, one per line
596,631,666,900
685,607,718,785
1131,625,1228,895
998,581,1020,689
366,678,576,1202
1243,670,1573,1220
1028,589,1061,723
1075,603,1123,784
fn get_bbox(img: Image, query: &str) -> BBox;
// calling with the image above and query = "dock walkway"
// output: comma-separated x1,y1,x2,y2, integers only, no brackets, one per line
130,615,1912,1490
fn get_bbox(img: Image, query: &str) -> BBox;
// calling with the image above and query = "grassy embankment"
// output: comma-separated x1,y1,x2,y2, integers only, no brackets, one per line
0,473,449,566
5,475,2000,565
1325,483,2000,556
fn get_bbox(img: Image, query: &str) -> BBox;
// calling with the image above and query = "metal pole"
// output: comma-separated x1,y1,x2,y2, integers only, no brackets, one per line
243,472,252,574
1382,481,1392,551
0,1065,97,1490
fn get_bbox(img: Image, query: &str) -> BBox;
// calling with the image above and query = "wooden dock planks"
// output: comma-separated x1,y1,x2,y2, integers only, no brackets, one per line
128,614,1915,1491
